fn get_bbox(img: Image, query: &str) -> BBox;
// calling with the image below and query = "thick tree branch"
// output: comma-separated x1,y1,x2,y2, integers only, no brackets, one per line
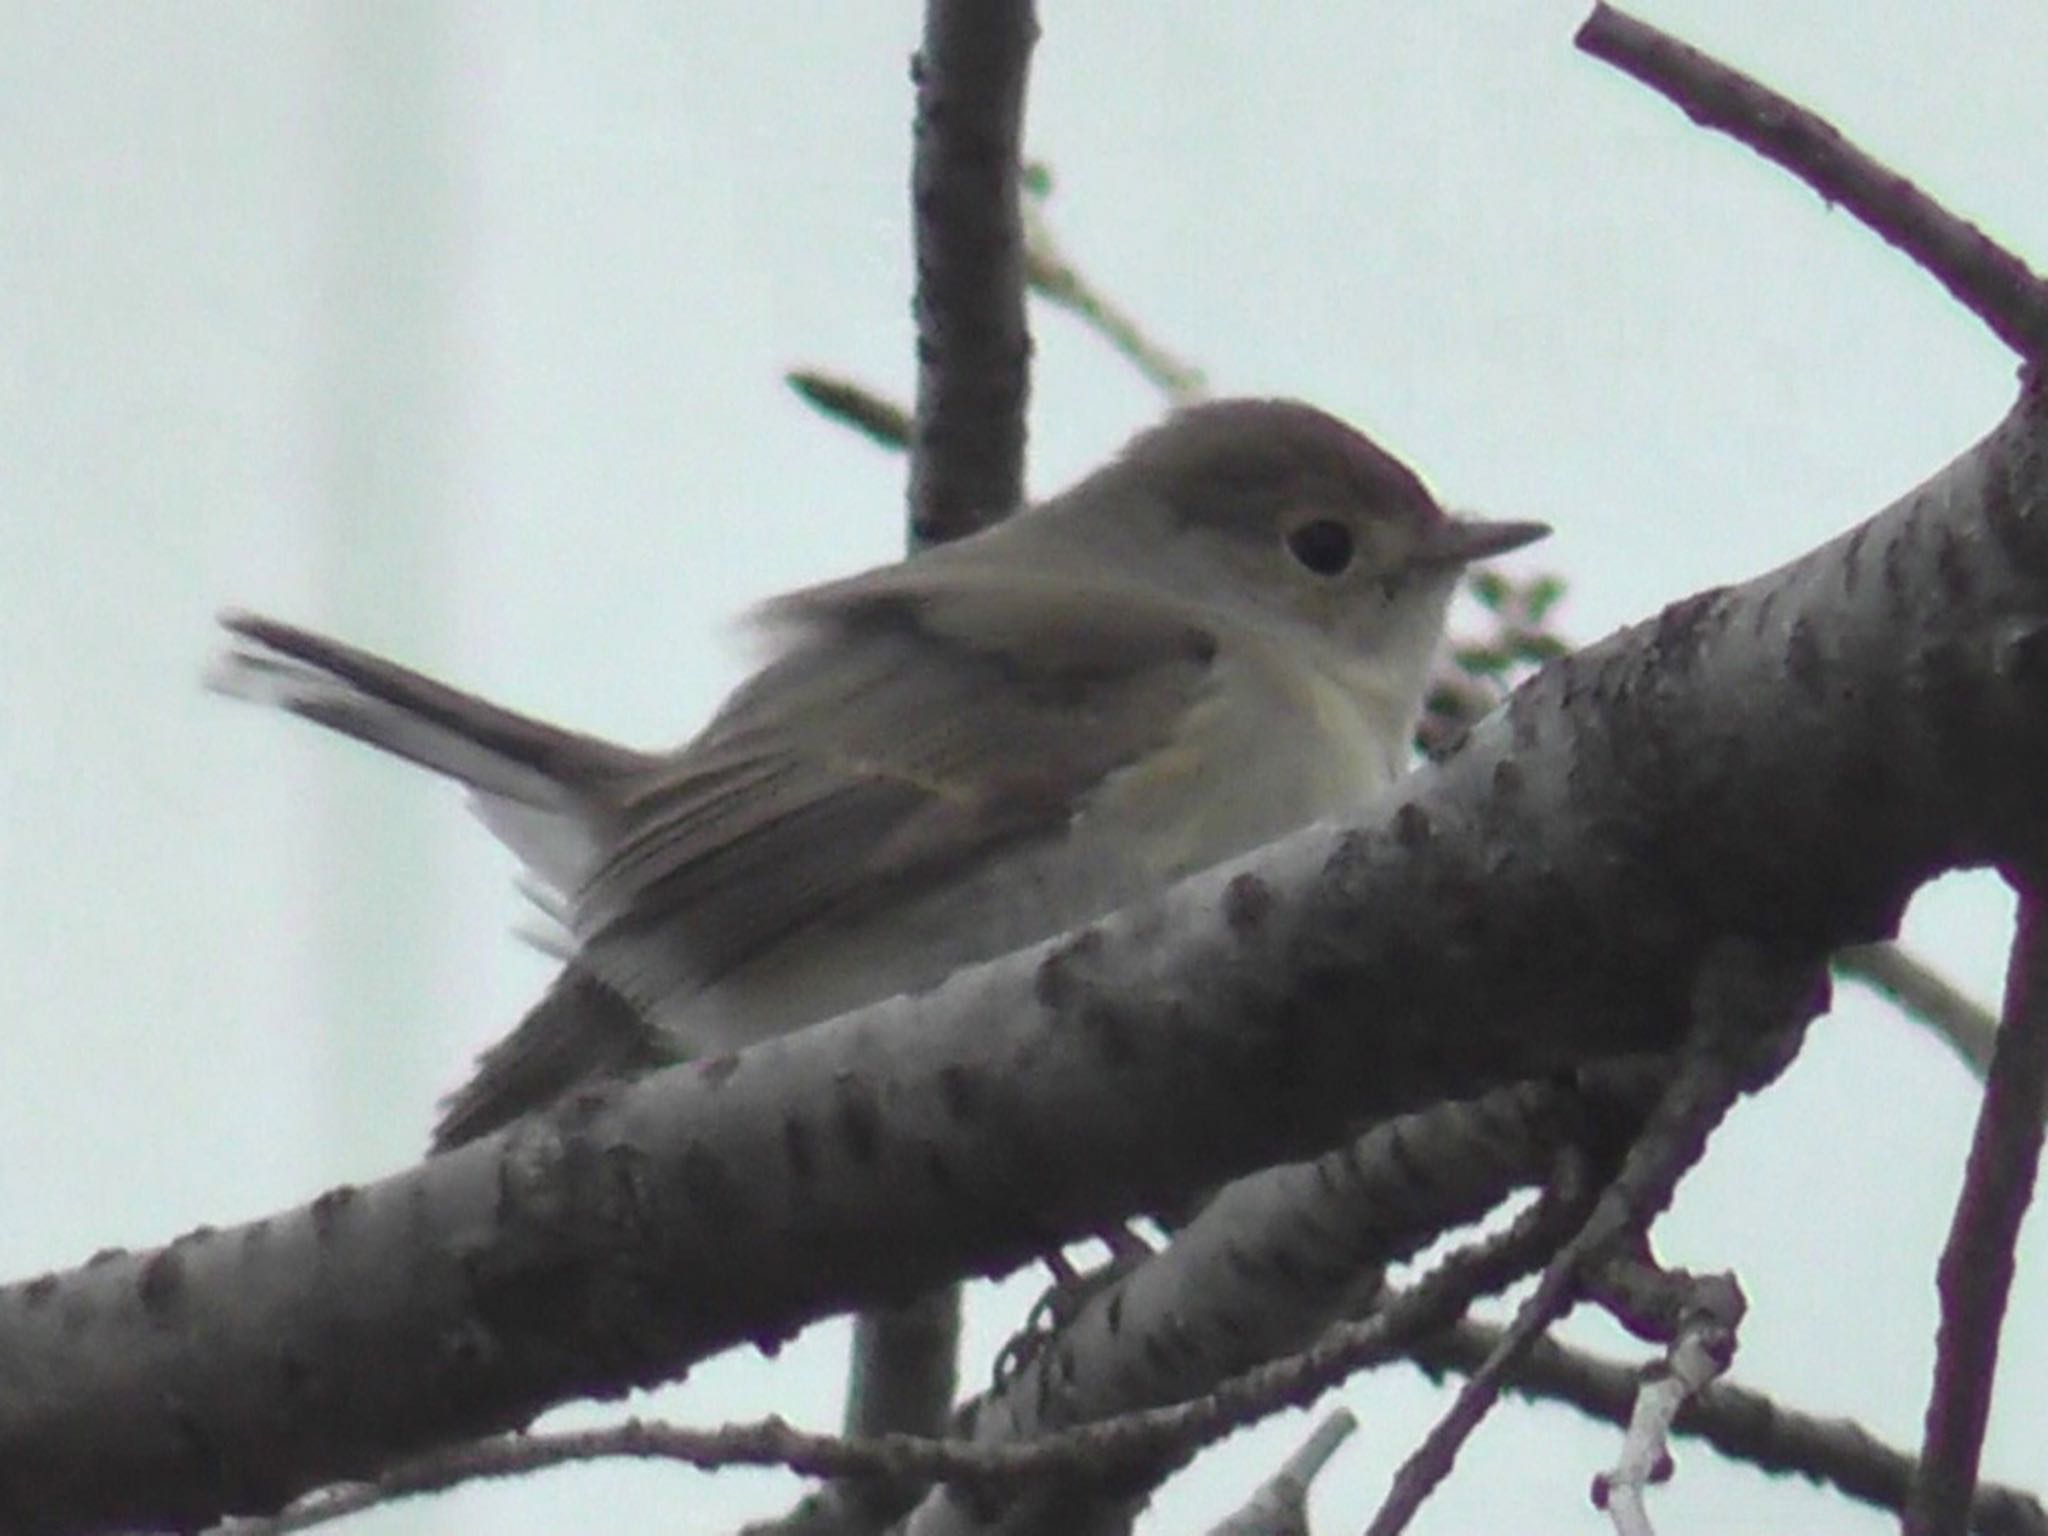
9,386,2048,1532
230,1202,1579,1536
1905,887,2048,1535
901,1067,1666,1535
1577,4,2048,361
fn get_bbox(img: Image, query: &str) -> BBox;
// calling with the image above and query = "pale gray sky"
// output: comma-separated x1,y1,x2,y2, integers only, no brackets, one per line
3,5,2043,1533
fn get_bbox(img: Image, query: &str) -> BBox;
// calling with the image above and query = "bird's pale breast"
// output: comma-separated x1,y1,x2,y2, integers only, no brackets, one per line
668,626,1412,1054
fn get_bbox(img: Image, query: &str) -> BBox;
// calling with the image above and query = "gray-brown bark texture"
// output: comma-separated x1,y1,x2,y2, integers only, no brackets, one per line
905,0,1037,548
4,382,2048,1533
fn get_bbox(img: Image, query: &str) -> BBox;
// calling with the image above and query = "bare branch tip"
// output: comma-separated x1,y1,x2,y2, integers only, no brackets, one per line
786,370,913,452
1572,3,2048,360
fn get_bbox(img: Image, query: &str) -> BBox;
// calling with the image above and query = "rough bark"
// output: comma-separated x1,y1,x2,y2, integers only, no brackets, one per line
905,0,1038,547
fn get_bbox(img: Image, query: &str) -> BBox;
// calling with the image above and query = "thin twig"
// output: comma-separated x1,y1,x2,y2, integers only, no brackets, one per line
1576,4,2048,361
1905,887,2048,1535
1410,1322,2048,1535
787,370,913,450
1588,1266,1745,1535
1022,188,1209,406
1363,944,1822,1536
1836,943,2001,1078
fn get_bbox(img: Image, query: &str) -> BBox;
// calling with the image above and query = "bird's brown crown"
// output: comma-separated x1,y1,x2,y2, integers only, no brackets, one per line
1112,398,1446,540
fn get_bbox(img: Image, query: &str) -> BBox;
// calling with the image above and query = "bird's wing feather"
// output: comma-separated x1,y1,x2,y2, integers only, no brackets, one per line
576,570,1222,1001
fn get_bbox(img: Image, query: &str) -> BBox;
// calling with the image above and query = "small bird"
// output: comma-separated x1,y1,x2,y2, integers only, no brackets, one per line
212,399,1547,1151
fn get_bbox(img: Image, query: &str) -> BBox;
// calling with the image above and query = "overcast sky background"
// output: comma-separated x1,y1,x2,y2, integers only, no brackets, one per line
3,5,2044,1533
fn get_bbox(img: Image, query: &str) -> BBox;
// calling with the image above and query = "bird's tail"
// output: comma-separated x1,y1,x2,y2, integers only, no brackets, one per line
431,964,683,1150
213,613,682,1144
210,610,655,900
211,611,645,803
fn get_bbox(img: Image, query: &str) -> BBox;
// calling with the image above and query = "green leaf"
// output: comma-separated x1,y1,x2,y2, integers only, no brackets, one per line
1453,645,1510,677
1512,633,1570,663
1468,571,1509,610
1523,574,1567,623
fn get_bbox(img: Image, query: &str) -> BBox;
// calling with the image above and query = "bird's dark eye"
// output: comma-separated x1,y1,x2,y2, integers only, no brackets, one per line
1285,518,1355,577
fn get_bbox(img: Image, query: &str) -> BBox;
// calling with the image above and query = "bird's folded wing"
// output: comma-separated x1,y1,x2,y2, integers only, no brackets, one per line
576,570,1224,999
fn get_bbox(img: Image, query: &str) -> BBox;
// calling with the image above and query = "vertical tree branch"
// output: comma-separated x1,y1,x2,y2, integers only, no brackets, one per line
1905,886,2048,1536
840,1289,965,1458
831,2,1043,1518
905,0,1040,546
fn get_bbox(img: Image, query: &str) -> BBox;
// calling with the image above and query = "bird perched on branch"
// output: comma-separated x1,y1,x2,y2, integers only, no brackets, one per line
212,399,1547,1150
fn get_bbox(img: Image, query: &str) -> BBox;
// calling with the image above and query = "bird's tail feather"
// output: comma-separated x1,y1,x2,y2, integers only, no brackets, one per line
210,610,646,806
210,610,656,895
431,964,682,1151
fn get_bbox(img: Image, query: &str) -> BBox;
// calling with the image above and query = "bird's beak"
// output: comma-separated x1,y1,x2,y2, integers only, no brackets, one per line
1416,512,1551,567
